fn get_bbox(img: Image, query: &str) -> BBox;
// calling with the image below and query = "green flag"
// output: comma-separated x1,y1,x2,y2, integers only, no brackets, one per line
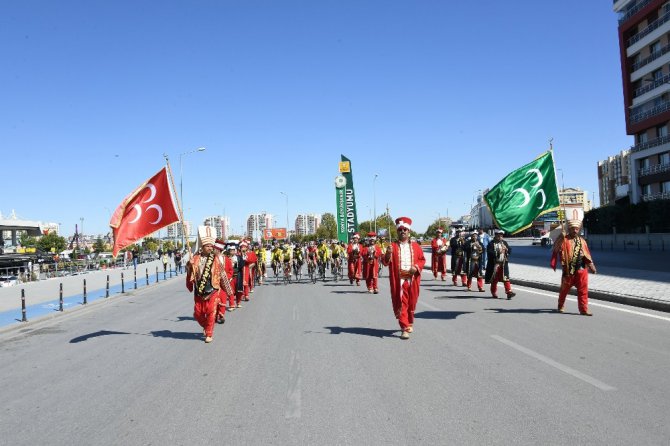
484,151,559,234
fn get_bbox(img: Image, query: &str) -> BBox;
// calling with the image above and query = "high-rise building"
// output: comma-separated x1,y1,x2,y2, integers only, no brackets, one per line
246,213,273,241
294,213,321,236
614,0,670,203
166,221,192,240
598,150,631,205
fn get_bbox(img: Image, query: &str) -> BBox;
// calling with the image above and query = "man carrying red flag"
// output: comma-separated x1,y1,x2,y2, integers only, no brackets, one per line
186,228,225,343
214,239,234,324
109,167,180,257
431,228,448,280
382,217,426,340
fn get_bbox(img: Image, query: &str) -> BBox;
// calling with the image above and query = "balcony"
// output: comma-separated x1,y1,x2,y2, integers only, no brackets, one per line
630,134,670,153
631,43,670,72
639,162,670,176
627,10,670,47
629,100,670,123
632,72,670,98
618,0,653,25
641,191,670,201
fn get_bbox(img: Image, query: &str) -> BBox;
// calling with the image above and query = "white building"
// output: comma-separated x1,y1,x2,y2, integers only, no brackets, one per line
203,215,229,240
295,213,321,236
246,213,273,241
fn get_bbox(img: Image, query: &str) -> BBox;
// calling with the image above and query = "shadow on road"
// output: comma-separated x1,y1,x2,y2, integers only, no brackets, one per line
485,308,557,315
175,316,195,322
330,290,368,294
323,326,399,338
413,311,472,320
434,294,490,300
150,330,203,340
69,330,130,343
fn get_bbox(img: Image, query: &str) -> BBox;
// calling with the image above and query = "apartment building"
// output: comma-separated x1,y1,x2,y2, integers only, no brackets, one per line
246,213,273,240
294,213,321,236
597,149,631,205
615,0,670,202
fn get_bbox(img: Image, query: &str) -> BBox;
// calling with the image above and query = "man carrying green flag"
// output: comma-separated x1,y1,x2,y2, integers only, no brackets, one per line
484,151,560,234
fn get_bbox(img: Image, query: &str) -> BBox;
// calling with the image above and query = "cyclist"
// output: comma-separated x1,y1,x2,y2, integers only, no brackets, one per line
306,241,318,275
317,239,330,277
293,243,304,277
281,243,293,278
330,240,344,276
254,242,267,283
271,243,283,276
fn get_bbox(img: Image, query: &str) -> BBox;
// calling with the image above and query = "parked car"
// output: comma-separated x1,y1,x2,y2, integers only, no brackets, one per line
0,276,20,287
532,236,542,245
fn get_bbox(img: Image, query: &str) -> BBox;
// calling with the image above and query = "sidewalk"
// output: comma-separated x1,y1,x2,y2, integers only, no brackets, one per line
426,250,670,313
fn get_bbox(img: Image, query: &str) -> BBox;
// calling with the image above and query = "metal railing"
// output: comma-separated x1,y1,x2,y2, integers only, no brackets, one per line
639,162,670,176
632,72,670,98
630,99,670,123
631,43,670,74
630,134,670,153
627,10,670,47
641,191,670,201
618,0,654,25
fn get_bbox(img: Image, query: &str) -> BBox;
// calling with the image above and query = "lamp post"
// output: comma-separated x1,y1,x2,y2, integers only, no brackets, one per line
179,147,206,248
373,173,378,233
280,192,289,242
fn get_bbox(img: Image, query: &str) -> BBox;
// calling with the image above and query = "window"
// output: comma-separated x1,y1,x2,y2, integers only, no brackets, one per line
640,157,650,169
642,184,652,196
660,152,670,164
638,132,649,144
662,181,670,193
651,40,662,54
657,125,669,137
653,68,664,81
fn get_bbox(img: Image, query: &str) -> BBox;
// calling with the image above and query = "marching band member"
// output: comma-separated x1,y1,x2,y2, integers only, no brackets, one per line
465,232,485,292
551,219,597,316
363,231,382,293
347,233,363,285
485,230,516,299
383,217,426,340
450,229,467,286
431,228,448,280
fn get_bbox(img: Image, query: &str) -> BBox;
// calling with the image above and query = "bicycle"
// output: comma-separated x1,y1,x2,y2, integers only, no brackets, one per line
331,258,341,282
318,260,327,282
272,259,281,283
283,261,292,285
293,260,303,282
307,260,316,283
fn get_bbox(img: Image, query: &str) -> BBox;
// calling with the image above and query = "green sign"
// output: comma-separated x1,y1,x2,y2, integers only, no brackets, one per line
335,155,358,242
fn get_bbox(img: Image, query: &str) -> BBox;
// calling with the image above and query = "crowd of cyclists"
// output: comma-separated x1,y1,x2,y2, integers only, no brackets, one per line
254,236,388,284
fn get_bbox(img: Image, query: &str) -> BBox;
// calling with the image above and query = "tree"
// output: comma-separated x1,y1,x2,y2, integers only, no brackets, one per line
37,232,67,253
316,212,337,239
93,237,106,253
19,233,37,247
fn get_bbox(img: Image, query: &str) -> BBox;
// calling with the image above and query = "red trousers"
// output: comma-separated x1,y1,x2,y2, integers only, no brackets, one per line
452,258,466,285
394,280,418,331
490,266,512,297
348,259,362,282
227,278,237,307
194,291,219,337
558,269,589,313
467,264,484,290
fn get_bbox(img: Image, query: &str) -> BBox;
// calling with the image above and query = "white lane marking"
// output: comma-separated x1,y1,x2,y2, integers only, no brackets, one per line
515,286,670,323
491,335,616,391
285,350,302,419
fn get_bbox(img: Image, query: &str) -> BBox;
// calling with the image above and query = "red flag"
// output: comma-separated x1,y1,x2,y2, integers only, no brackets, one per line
109,167,180,256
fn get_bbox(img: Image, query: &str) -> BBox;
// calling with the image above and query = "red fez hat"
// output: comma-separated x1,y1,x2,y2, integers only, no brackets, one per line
353,232,360,238
367,231,376,237
395,216,412,230
437,228,443,233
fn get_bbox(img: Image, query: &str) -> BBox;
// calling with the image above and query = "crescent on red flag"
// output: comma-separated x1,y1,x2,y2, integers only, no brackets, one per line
110,167,180,256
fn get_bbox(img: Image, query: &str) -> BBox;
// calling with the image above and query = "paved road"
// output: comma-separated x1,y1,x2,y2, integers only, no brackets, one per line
1,268,669,445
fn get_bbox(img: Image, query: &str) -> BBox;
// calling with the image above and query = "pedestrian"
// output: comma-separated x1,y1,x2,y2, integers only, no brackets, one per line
174,250,183,274
382,217,426,340
213,239,234,324
161,252,169,274
431,228,448,280
478,228,490,271
485,230,516,299
186,229,224,343
551,220,597,316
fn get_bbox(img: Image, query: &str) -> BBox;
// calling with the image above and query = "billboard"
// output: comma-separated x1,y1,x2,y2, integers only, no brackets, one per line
263,228,287,240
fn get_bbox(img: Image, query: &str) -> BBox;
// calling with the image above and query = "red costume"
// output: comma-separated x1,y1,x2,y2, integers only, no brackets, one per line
186,240,225,342
551,222,596,315
347,234,363,285
362,233,382,293
246,249,258,294
383,217,426,337
431,230,448,280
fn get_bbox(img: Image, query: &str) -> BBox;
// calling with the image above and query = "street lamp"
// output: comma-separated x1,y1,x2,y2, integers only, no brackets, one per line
179,147,206,248
373,173,378,233
280,191,289,242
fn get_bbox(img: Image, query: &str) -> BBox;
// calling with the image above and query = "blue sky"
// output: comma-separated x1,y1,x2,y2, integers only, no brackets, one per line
1,1,630,236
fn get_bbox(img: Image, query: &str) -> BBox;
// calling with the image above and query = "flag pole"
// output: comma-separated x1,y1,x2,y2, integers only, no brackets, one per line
549,138,567,237
164,154,192,256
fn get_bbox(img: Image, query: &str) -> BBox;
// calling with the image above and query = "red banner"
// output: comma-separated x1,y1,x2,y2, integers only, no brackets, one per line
110,167,180,256
263,228,286,240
